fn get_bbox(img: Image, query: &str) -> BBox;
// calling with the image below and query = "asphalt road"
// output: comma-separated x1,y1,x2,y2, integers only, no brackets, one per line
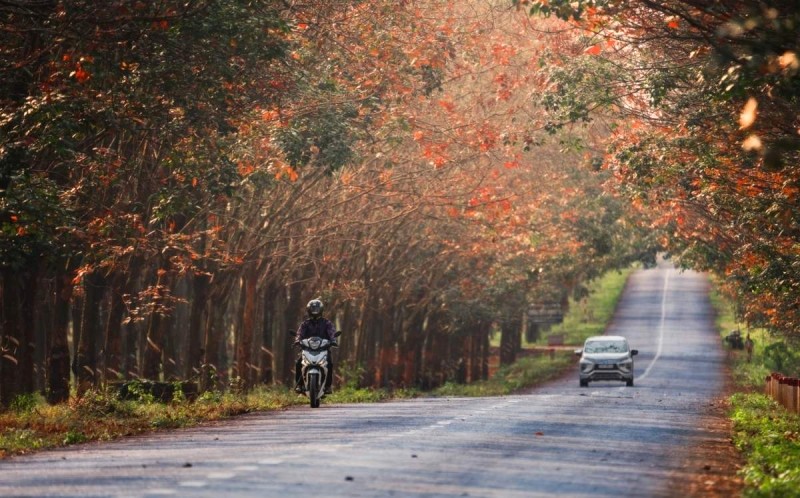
0,265,735,497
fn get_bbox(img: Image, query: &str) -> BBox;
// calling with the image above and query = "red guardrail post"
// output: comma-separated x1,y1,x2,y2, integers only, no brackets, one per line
762,373,800,413
794,378,800,415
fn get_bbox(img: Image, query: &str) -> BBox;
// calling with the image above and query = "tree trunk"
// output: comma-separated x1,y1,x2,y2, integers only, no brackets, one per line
34,276,50,394
18,270,37,395
141,307,163,380
47,274,72,404
200,276,230,391
102,272,126,383
260,281,274,385
281,283,303,385
481,330,490,380
162,278,186,381
499,314,522,366
142,268,173,381
76,272,105,396
1,269,22,406
200,300,219,392
237,270,257,388
186,273,209,381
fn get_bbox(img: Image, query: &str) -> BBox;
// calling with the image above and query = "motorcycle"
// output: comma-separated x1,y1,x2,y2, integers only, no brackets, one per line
295,331,341,408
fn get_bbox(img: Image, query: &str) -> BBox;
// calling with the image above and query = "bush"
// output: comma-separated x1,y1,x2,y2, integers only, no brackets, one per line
763,342,800,377
9,393,41,414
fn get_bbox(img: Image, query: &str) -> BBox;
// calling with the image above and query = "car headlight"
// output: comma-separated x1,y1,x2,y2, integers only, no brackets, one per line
618,359,632,371
580,360,594,373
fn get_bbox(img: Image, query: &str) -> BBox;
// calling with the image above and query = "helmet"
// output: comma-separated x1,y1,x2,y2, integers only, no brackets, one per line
306,299,323,319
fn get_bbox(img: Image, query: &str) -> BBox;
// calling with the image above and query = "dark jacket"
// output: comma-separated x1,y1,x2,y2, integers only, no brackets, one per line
295,317,336,343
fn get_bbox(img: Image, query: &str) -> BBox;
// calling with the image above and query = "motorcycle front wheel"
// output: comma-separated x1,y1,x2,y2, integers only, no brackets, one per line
308,373,320,408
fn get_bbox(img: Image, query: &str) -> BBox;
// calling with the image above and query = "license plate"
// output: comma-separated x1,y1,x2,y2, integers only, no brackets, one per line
597,364,614,369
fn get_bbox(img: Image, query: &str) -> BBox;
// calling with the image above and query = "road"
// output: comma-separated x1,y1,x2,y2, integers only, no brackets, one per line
0,266,738,497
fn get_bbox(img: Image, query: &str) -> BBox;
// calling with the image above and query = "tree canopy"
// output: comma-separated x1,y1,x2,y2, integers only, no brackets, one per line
522,0,800,338
1,0,657,405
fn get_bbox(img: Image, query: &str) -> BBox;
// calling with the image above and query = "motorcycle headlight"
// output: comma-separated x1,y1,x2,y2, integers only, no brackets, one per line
308,337,322,350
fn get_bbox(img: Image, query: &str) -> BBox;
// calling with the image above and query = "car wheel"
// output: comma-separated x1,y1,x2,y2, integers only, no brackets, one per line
579,379,588,387
626,378,634,387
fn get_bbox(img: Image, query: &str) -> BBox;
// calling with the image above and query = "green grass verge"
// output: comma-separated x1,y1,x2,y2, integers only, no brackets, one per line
2,267,634,459
0,387,305,458
709,287,771,388
432,352,575,397
710,284,800,497
730,393,800,498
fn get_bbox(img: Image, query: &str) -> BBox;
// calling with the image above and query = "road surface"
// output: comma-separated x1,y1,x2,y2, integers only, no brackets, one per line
0,266,738,497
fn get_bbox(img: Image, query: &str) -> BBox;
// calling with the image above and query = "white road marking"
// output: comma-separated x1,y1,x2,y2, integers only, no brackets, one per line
207,472,236,479
140,490,176,496
178,481,207,487
234,465,259,471
258,458,285,465
639,270,670,382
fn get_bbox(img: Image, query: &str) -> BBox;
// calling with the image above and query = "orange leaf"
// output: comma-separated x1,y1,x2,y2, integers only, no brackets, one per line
438,100,455,112
739,97,758,130
667,20,679,29
585,44,602,56
73,64,90,83
261,110,279,121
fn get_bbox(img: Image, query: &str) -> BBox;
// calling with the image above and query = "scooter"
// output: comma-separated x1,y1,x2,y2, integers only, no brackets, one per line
295,331,341,408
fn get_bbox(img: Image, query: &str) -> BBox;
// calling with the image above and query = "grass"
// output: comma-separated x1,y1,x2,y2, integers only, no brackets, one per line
432,352,575,397
710,285,800,497
730,393,800,498
0,386,305,459
1,267,634,459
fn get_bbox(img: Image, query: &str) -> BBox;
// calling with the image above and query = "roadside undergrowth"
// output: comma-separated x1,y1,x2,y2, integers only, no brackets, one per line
1,267,632,460
0,387,305,459
711,285,800,497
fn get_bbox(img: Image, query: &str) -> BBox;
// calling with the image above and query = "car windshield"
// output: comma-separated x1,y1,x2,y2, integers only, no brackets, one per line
584,340,628,354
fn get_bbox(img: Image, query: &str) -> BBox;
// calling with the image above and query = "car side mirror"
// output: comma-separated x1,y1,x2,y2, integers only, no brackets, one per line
574,349,583,357
631,349,639,356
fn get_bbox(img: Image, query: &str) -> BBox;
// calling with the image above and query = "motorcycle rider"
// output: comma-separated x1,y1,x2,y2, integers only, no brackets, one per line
294,299,337,394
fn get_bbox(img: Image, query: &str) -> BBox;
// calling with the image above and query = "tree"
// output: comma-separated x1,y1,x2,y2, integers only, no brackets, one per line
523,0,800,339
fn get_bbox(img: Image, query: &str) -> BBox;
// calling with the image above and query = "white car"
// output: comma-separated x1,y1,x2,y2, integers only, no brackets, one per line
575,335,638,387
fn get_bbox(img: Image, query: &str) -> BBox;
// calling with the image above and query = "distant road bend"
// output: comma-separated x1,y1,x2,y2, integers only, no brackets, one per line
0,265,738,497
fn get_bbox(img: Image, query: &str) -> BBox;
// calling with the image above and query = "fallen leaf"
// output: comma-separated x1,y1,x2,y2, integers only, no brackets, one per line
739,97,758,130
